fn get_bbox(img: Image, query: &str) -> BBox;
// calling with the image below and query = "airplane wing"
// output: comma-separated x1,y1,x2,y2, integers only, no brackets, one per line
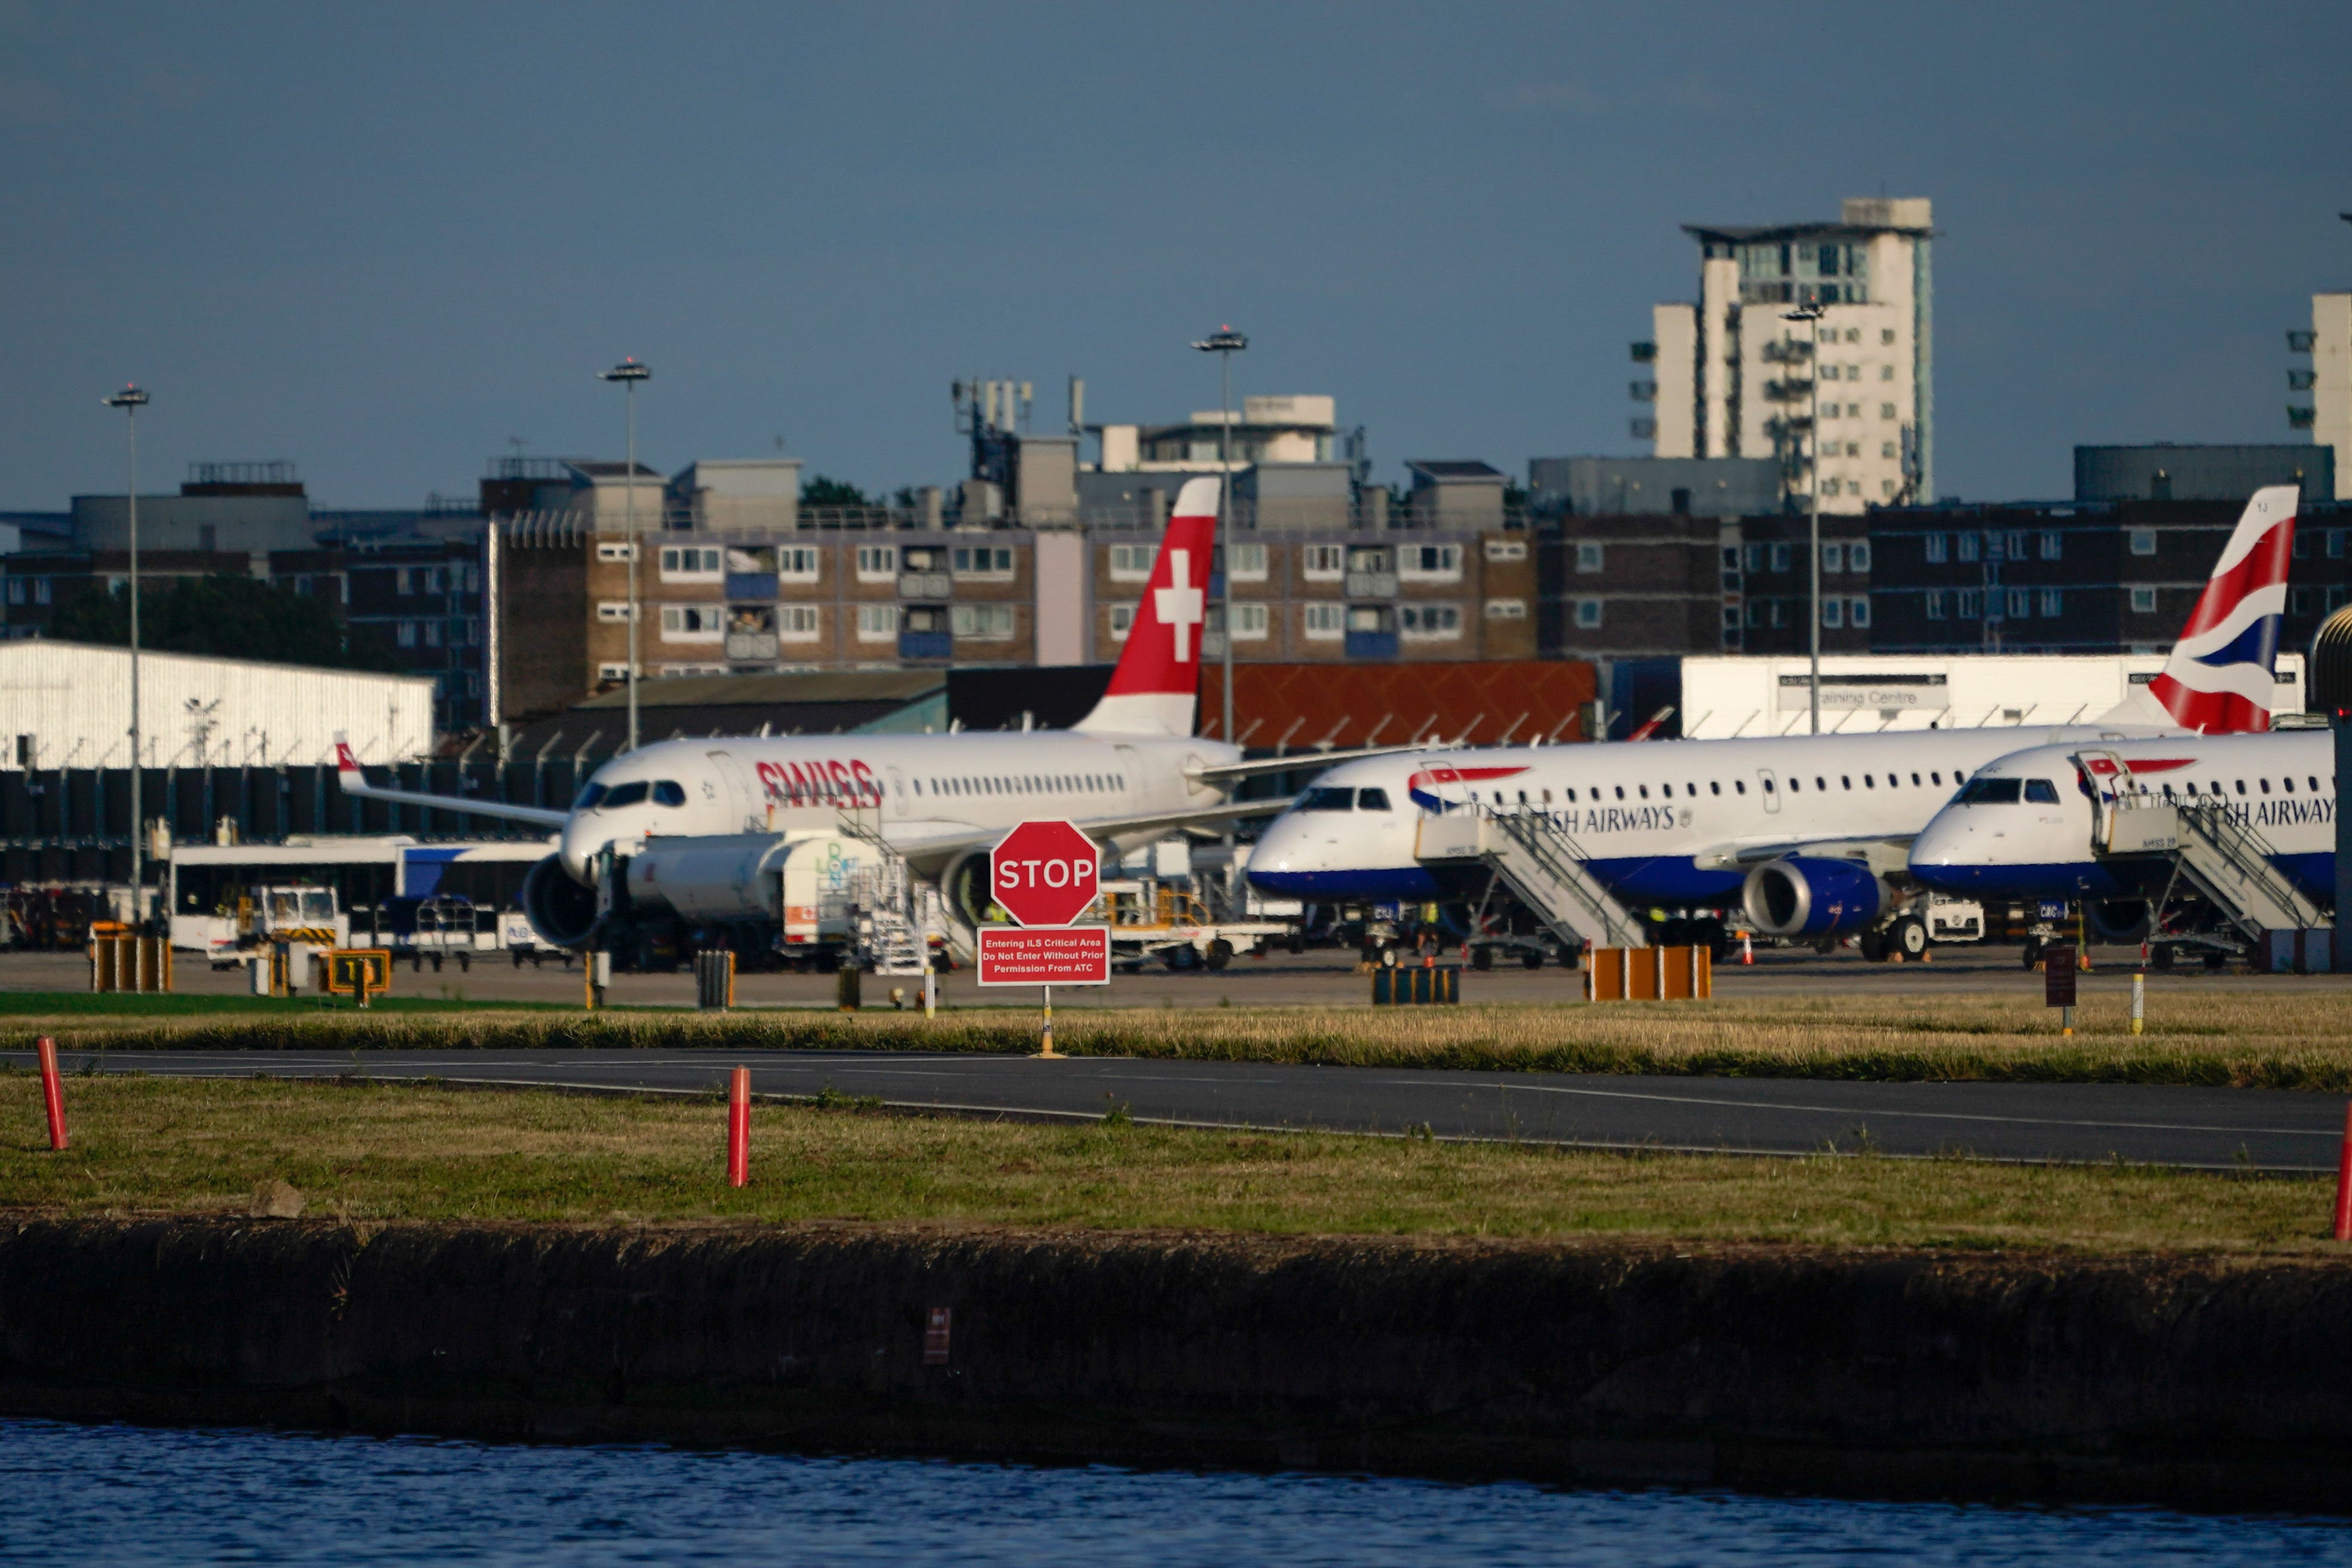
334,739,572,830
887,796,1296,871
1187,744,1434,785
1691,835,1915,878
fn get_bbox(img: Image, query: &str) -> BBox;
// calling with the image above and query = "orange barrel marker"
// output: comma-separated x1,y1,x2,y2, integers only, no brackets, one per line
727,1066,751,1189
36,1035,66,1151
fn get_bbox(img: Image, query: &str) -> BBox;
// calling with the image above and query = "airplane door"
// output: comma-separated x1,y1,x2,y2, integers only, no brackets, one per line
1757,767,1781,814
1114,745,1143,805
886,766,905,820
705,749,755,832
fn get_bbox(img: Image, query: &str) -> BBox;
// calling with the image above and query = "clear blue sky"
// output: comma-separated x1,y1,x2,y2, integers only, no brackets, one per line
4,2,2347,511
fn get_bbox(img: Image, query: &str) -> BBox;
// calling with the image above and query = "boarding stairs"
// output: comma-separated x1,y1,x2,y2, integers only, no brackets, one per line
1415,807,1650,950
846,854,931,975
2093,793,2330,941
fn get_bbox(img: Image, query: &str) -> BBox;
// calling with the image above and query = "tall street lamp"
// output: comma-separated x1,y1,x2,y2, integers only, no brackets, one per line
1191,326,1247,745
1783,303,1824,734
103,384,149,925
599,357,651,752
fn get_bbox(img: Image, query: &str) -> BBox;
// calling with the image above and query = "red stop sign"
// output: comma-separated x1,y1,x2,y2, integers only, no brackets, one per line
990,819,1102,927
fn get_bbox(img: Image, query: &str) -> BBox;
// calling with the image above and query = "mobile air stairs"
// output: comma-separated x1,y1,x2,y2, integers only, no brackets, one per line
1415,808,1650,954
2087,765,2330,963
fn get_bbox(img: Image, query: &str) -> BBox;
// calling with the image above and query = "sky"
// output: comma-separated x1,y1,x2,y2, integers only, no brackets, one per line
4,1,2349,512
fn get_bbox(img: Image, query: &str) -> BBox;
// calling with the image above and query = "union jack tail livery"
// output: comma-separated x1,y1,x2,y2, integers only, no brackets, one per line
2102,485,2297,734
1073,476,1218,737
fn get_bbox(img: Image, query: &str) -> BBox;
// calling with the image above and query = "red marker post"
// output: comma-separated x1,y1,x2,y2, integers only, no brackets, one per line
36,1035,66,1152
727,1067,751,1189
2333,1100,2352,1244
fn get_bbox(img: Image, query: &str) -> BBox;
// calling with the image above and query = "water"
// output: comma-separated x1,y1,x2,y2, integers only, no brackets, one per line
0,1420,2344,1566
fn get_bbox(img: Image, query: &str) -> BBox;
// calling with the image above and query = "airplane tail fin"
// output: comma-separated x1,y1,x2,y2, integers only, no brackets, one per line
1073,476,1219,737
2096,485,2296,733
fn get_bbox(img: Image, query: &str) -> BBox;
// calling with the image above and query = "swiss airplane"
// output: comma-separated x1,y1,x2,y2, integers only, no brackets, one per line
1244,486,2301,959
337,477,1367,950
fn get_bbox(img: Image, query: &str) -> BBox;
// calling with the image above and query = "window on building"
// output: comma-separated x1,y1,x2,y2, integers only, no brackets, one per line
1925,589,1949,620
1301,544,1345,580
1769,542,1791,572
2130,528,2157,556
1769,599,1786,628
2130,586,2158,614
1822,598,1844,628
1849,597,1871,628
952,546,1015,578
396,621,417,649
597,601,633,623
395,568,415,595
659,546,722,579
2329,529,2347,560
1575,542,1604,574
2038,531,2063,561
1822,542,1843,573
2,580,20,607
1574,599,1603,629
31,578,50,605
1958,534,1980,563
1401,544,1462,578
1231,602,1269,640
1743,542,1765,572
1483,598,1527,620
1821,479,1840,497
659,605,722,639
855,604,899,641
1301,601,1343,639
855,545,898,580
1107,602,1136,642
2006,589,2030,619
1880,402,1897,419
423,620,443,648
1958,589,1983,617
1925,533,1947,564
1821,364,1840,381
951,603,1016,639
595,541,635,563
1107,543,1155,580
1483,538,1528,562
776,547,820,582
1848,542,1871,572
1227,543,1268,580
1399,603,1462,638
778,604,821,641
2039,589,2063,618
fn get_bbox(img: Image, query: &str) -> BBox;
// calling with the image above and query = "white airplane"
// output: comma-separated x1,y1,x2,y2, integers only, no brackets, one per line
1245,486,2302,960
1904,733,2335,957
336,477,1377,954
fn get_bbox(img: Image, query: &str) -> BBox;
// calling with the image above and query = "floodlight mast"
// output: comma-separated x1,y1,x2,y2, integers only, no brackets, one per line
1783,303,1825,735
598,358,652,752
103,384,149,926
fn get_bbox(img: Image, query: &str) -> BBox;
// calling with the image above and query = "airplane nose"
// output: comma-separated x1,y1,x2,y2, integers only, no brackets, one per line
1907,813,1984,893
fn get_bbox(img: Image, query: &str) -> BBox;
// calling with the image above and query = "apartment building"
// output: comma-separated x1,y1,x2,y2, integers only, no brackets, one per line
1538,511,1873,662
1642,197,1935,514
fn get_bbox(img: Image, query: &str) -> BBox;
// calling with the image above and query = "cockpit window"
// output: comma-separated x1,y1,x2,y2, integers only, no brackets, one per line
2023,779,2061,804
1297,786,1356,812
574,782,608,810
1955,777,2023,805
1356,788,1392,812
602,781,650,808
652,780,687,807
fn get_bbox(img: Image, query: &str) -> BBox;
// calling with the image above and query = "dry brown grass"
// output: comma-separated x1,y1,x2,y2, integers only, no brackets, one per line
0,1074,2338,1254
9,985,2352,1089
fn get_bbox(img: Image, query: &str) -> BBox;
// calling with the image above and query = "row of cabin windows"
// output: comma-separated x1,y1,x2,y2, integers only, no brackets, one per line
912,773,1125,800
2133,776,2333,799
1465,768,1967,808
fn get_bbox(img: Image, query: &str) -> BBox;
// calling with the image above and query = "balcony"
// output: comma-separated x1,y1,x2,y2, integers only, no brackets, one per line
898,630,953,661
899,571,950,599
724,631,778,661
1344,571,1398,598
1345,630,1399,660
724,572,775,601
1762,378,1814,403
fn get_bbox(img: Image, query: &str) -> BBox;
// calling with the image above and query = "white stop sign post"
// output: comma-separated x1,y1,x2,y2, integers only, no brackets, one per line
987,820,1108,1057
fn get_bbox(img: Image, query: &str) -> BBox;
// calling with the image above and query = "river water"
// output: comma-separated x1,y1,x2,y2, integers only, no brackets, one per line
0,1420,2344,1566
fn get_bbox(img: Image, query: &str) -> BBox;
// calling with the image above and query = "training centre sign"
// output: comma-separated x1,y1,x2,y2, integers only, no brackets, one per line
981,820,1110,988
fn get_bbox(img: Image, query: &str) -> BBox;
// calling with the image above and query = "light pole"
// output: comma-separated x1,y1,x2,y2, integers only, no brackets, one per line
1191,326,1247,744
103,384,148,925
1783,304,1824,734
599,357,651,752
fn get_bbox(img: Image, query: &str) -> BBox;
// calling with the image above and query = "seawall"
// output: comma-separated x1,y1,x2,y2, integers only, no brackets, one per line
2,1219,2349,1508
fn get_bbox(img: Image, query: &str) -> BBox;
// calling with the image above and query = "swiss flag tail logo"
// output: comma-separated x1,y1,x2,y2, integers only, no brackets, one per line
1075,476,1220,736
333,734,365,777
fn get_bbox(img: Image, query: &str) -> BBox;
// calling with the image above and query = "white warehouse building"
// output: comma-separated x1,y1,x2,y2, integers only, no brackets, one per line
0,640,437,770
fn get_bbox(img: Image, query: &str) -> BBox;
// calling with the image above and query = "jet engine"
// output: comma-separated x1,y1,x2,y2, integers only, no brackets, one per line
520,854,601,950
1741,856,1894,939
2086,898,2152,945
941,846,996,930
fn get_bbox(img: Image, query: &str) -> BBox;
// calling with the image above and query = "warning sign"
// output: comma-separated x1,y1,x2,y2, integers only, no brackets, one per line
976,926,1111,987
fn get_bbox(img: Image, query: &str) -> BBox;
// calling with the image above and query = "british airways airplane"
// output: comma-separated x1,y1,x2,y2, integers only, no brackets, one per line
336,478,1362,952
1245,487,2301,958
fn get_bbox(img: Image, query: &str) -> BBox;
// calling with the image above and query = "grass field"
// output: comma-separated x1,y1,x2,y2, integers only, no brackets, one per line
0,1074,2339,1254
5,988,2352,1090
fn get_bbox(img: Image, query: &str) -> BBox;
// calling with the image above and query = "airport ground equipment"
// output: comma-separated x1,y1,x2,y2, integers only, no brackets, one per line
1586,944,1711,1002
171,883,346,969
1414,807,1650,951
1094,879,1294,972
2086,759,2330,963
1371,961,1459,1004
88,933,170,993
